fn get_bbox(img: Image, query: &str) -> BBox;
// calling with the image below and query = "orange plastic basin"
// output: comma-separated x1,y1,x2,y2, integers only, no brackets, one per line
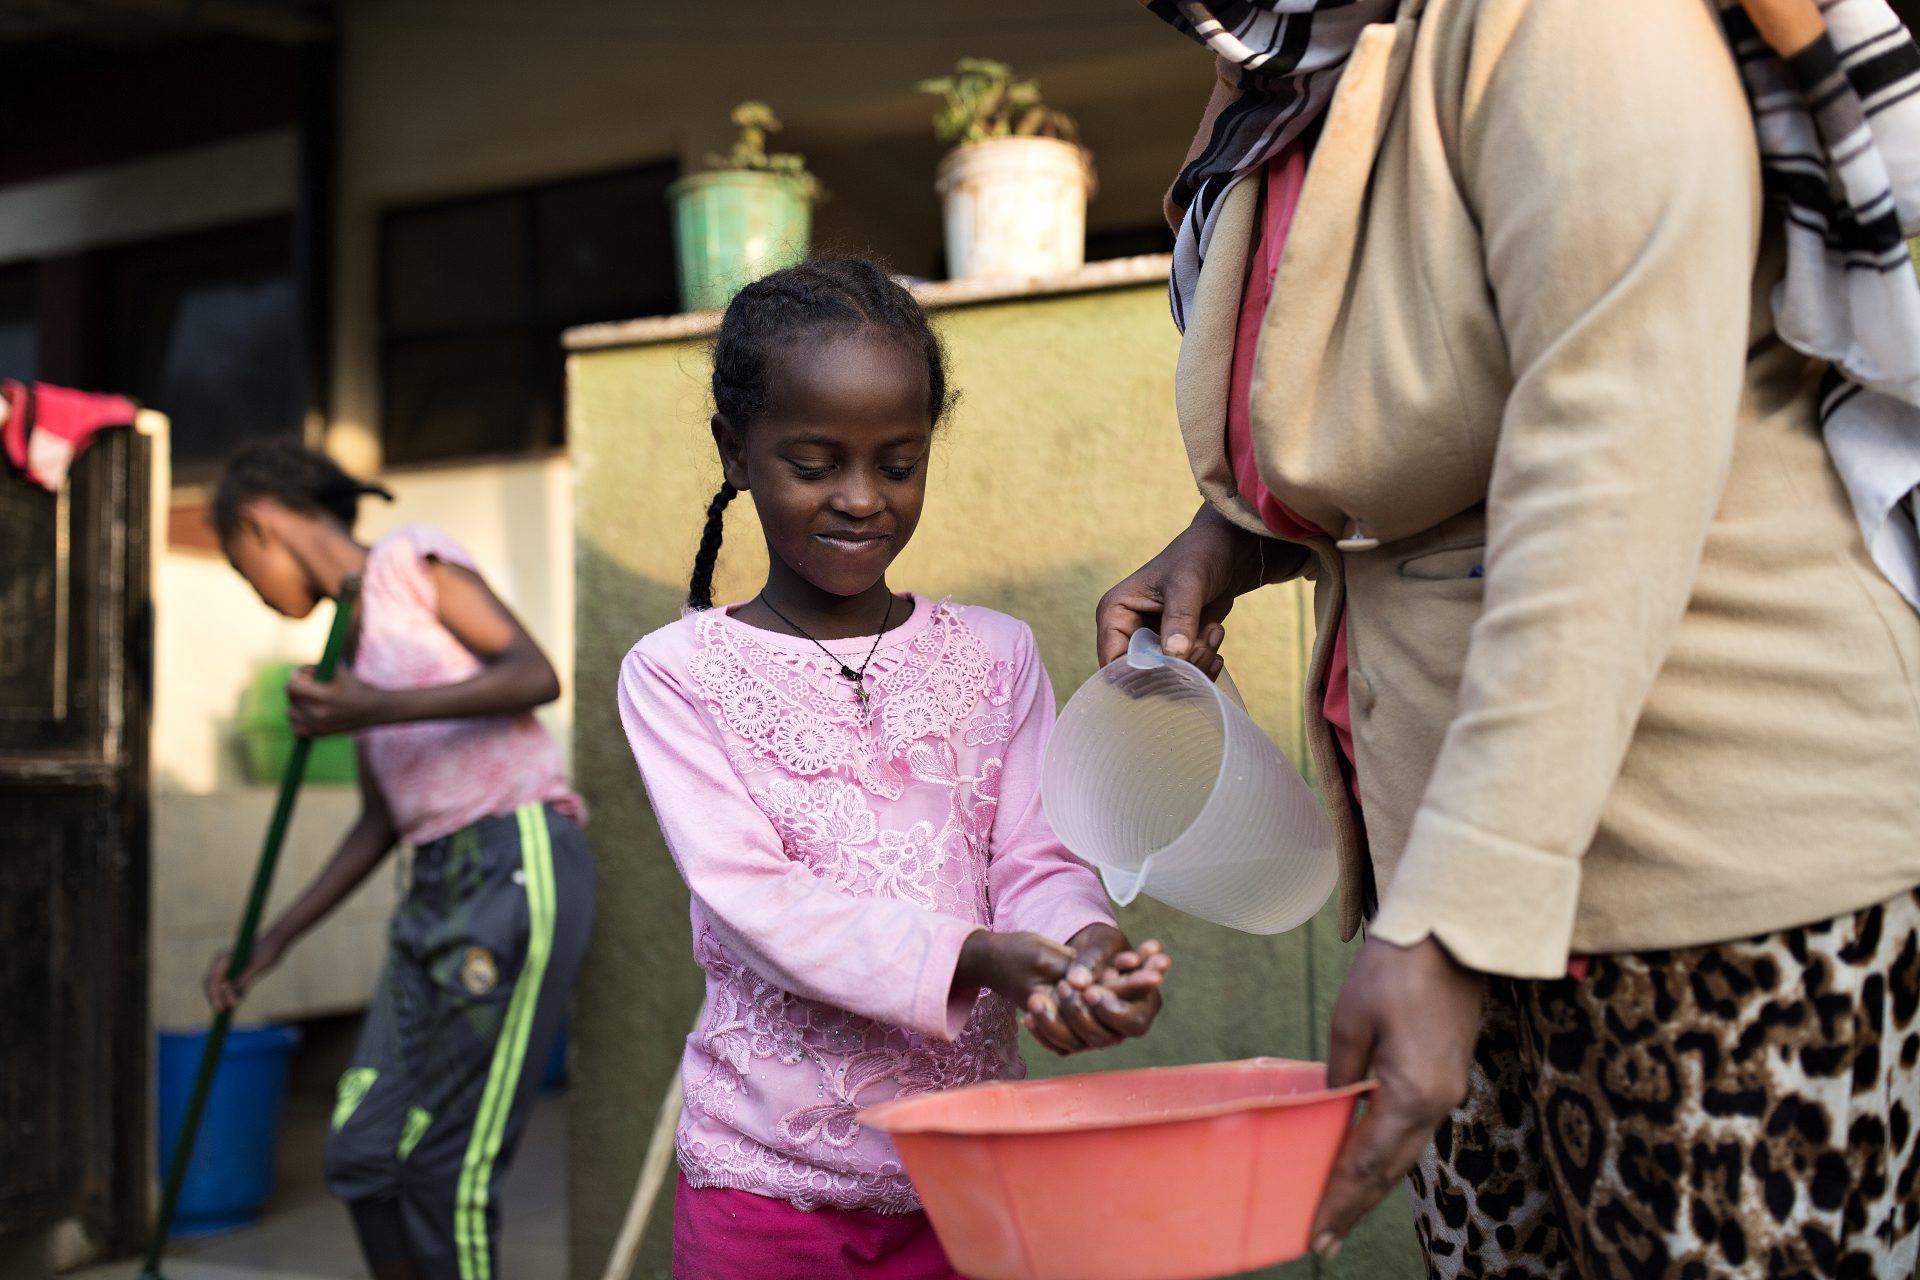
859,1058,1371,1280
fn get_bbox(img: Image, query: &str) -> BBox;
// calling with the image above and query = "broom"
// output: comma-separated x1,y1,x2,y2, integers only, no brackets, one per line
137,577,360,1280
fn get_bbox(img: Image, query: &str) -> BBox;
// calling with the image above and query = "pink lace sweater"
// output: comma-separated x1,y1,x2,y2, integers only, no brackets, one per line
617,595,1115,1213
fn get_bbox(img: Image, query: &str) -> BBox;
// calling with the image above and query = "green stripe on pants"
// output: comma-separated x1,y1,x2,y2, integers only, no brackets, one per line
454,804,556,1280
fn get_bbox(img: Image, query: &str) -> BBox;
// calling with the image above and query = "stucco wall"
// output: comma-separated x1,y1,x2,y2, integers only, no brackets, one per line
566,276,1417,1279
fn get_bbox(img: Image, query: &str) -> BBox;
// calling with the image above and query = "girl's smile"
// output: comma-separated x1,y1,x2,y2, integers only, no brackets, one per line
812,527,894,556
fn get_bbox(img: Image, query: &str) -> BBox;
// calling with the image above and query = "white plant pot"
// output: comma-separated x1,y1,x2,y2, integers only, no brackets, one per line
935,137,1096,281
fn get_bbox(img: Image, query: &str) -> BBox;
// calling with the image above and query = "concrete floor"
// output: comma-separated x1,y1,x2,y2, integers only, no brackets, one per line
72,1030,571,1280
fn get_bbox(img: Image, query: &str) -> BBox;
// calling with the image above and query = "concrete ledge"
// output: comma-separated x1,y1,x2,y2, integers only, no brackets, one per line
562,253,1173,352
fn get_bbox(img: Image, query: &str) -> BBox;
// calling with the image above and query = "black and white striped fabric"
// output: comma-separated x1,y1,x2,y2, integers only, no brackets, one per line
1722,0,1920,611
1145,0,1392,331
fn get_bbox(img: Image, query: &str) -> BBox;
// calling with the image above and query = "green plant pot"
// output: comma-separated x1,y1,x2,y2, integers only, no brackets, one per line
668,170,813,312
235,661,357,786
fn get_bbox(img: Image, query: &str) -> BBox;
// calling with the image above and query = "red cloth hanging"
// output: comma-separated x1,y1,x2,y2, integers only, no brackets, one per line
2,379,139,491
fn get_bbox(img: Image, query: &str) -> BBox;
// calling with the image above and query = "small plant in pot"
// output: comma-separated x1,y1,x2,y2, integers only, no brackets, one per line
916,59,1096,281
668,101,824,312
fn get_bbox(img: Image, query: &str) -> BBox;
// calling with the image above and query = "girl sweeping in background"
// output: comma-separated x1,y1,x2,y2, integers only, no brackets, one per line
202,440,596,1280
618,257,1170,1280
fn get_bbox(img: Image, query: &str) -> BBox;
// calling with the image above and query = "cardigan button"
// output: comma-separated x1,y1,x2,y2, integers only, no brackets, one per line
1350,665,1376,714
1335,518,1380,552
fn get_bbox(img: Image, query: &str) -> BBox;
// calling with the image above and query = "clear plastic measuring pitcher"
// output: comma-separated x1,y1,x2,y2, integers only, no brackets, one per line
1040,629,1335,934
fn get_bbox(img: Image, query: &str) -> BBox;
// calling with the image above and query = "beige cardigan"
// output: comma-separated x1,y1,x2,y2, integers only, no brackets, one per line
1174,0,1920,977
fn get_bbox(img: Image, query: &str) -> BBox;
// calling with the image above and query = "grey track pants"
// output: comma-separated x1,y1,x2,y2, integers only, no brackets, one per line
323,803,596,1280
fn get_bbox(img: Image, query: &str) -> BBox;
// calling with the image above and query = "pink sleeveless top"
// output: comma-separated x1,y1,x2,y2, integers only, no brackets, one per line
353,524,583,846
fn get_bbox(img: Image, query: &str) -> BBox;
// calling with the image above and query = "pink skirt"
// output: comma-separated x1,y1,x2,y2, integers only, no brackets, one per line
673,1176,963,1280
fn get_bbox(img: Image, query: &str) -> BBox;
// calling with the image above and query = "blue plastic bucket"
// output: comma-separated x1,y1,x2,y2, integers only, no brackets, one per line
157,1023,303,1237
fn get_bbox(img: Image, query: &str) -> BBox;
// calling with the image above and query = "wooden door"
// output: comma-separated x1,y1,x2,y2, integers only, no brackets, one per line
0,428,152,1255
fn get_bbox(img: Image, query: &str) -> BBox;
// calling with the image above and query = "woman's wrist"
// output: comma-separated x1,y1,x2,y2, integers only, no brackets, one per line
1191,502,1270,597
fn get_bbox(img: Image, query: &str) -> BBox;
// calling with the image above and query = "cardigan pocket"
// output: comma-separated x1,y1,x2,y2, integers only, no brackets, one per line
1398,543,1486,582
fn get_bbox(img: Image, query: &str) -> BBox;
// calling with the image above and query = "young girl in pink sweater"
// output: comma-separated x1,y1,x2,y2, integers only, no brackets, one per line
617,258,1170,1279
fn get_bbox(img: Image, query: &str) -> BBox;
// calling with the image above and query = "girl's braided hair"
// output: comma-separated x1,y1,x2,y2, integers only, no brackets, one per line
212,438,393,541
687,256,953,610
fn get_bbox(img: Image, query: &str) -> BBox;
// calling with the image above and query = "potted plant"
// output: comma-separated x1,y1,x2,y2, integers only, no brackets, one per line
668,101,823,312
916,59,1096,281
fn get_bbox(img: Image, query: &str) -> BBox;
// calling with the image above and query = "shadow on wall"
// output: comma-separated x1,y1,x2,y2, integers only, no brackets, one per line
565,542,701,1280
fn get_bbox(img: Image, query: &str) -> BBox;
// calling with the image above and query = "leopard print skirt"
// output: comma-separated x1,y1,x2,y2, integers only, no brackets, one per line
1410,886,1920,1279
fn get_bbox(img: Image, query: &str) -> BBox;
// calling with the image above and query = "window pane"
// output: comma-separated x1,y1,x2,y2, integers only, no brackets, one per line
0,266,35,383
106,220,298,475
534,161,678,326
382,331,557,466
379,160,676,465
384,195,528,336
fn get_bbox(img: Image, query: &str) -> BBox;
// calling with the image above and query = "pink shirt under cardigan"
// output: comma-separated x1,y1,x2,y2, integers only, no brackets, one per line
617,595,1115,1213
352,524,583,846
1227,145,1360,799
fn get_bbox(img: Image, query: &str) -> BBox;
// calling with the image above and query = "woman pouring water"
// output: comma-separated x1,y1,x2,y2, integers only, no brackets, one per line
1099,0,1920,1272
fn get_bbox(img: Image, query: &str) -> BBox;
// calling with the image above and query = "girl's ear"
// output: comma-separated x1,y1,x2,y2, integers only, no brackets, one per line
220,502,273,573
712,413,751,491
233,501,271,547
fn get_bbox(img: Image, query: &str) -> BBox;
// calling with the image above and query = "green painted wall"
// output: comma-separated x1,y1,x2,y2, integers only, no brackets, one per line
567,281,1419,1280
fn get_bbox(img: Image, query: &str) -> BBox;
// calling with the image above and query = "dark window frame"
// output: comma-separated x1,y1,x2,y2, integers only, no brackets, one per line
376,158,679,468
100,214,302,485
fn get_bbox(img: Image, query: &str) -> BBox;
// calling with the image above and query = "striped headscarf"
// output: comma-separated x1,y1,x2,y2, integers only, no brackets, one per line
1149,0,1920,611
1722,0,1920,610
1144,0,1393,331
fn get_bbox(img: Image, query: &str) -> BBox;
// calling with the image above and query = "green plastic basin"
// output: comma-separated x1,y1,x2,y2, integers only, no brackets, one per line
235,661,357,786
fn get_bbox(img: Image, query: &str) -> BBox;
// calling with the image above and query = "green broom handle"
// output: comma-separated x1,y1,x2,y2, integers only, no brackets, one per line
139,577,360,1279
225,575,359,980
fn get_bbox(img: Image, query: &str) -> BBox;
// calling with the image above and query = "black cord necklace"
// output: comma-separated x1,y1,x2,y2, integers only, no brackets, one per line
756,590,896,712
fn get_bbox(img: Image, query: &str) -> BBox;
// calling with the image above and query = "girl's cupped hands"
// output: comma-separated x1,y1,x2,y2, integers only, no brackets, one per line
957,925,1172,1056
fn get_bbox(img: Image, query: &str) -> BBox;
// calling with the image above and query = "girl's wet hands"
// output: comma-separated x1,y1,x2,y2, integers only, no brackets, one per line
957,930,1089,1056
286,665,386,737
1058,925,1171,1047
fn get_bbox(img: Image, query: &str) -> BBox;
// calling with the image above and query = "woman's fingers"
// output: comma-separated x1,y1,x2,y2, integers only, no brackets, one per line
1157,569,1214,661
1096,585,1159,667
1097,506,1255,666
1186,623,1230,673
1310,939,1482,1259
